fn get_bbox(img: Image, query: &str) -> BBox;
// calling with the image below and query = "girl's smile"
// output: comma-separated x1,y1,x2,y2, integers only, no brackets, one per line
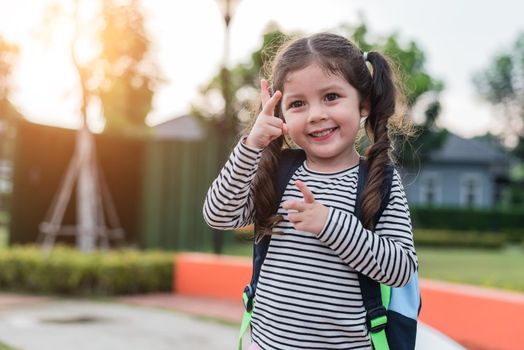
308,126,338,141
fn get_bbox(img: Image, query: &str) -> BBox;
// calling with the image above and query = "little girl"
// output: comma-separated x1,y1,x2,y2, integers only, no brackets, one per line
204,32,418,350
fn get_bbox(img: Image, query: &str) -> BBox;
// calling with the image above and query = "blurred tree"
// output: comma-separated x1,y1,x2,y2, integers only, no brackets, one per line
91,0,162,134
40,0,161,136
474,32,524,156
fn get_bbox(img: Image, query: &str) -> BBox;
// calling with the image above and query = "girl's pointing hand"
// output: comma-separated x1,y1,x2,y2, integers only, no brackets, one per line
282,180,329,235
244,79,288,149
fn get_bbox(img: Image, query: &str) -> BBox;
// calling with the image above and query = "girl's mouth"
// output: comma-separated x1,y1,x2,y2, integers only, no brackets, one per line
309,127,338,141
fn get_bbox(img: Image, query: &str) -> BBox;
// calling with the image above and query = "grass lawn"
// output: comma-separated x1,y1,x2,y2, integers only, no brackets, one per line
222,242,524,293
417,246,524,292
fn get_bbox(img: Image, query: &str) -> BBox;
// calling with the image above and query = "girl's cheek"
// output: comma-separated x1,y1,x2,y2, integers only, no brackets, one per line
284,119,298,134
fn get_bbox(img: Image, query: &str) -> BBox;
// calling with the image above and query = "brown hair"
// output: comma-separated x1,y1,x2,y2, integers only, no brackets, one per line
250,32,408,241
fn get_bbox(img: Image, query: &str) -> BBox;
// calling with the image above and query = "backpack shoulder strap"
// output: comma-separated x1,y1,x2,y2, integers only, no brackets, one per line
245,148,306,309
239,148,306,349
354,157,395,348
276,148,307,203
354,157,394,221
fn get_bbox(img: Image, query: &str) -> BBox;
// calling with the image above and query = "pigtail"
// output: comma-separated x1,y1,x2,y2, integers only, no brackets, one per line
361,51,397,231
252,135,285,243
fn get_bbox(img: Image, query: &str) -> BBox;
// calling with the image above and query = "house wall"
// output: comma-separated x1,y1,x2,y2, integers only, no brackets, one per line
402,163,495,208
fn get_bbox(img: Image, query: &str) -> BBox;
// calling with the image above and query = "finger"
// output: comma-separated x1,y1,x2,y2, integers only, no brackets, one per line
266,116,284,129
287,212,301,223
261,90,282,116
282,123,288,134
282,200,308,212
295,180,315,204
260,79,270,106
263,125,284,142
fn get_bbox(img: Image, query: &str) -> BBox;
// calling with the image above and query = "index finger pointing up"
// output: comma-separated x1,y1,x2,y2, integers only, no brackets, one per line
260,80,282,117
295,180,315,204
260,79,270,106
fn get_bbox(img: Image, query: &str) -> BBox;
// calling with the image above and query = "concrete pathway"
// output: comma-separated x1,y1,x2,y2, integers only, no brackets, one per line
0,299,247,350
0,294,464,350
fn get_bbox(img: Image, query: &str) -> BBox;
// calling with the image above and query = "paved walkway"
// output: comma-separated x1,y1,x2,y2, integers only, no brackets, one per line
0,293,464,350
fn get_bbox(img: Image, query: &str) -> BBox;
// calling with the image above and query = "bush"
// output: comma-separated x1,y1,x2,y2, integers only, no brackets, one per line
0,245,174,296
411,207,524,241
414,229,508,249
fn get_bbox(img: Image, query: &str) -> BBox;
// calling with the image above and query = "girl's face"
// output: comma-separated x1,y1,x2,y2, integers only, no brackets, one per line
281,63,368,173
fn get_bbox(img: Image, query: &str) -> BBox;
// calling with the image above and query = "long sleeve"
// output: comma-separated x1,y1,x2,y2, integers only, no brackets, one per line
317,170,418,287
202,139,263,230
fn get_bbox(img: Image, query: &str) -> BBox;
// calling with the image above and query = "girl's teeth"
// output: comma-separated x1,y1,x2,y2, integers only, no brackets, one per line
311,128,334,137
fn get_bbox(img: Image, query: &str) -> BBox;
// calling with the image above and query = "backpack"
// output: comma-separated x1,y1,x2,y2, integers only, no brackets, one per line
238,148,421,350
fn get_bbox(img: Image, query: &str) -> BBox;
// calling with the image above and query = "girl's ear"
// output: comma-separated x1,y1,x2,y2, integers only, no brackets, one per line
360,97,371,118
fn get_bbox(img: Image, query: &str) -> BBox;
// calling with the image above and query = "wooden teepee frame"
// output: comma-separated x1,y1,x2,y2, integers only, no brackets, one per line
38,125,125,252
38,1,124,252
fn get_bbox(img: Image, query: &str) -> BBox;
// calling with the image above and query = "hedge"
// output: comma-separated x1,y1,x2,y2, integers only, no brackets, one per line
412,207,524,242
0,245,174,296
413,229,508,249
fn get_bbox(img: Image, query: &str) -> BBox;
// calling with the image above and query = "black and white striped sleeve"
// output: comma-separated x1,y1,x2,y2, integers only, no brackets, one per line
317,170,418,287
203,139,263,230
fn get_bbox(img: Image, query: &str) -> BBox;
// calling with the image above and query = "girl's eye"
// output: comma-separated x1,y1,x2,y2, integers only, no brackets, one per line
289,100,304,109
325,93,339,101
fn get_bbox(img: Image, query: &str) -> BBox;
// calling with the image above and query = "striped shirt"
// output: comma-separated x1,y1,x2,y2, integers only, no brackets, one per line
203,140,418,350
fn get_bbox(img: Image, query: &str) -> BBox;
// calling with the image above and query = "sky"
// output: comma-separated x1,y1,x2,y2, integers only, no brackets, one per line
0,0,523,138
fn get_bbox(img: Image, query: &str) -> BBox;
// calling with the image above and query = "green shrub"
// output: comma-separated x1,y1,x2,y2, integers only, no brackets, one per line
411,207,524,242
0,245,174,296
414,229,507,249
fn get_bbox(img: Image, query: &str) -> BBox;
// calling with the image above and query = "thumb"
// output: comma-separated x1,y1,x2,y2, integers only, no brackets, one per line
282,123,288,134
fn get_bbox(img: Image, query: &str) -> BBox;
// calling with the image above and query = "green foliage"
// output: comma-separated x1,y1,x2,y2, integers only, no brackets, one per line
412,206,524,242
0,245,174,296
474,32,524,151
414,229,507,249
348,23,444,106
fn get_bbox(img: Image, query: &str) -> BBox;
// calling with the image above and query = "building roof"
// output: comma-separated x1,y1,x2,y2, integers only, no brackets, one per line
428,133,511,165
153,115,206,141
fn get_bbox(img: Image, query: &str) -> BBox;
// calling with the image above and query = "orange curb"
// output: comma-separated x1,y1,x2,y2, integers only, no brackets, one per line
174,252,251,300
419,279,523,350
174,253,523,349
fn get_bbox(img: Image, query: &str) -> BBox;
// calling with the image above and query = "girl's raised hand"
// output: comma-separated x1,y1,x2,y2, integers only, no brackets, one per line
244,79,288,149
282,180,330,235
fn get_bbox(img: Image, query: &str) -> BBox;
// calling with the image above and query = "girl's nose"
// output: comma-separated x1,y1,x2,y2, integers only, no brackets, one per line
307,105,328,123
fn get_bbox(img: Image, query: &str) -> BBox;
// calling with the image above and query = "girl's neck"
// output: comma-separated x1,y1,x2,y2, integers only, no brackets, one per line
305,149,360,173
